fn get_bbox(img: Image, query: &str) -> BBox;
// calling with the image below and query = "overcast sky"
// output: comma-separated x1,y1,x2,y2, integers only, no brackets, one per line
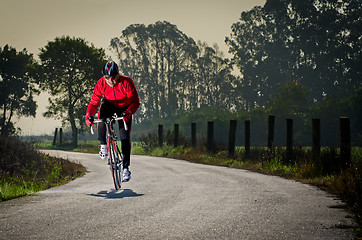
1,0,265,135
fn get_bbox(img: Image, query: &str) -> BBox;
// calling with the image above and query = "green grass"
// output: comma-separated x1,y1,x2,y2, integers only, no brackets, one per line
0,179,41,201
38,140,145,155
36,140,100,153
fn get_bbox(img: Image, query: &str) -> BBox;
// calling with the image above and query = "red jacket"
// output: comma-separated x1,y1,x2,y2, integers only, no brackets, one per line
86,75,140,118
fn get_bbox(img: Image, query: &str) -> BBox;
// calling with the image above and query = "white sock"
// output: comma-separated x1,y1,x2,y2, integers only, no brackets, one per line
100,144,107,153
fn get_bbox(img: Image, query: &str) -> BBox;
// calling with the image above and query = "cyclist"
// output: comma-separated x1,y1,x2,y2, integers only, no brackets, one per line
85,61,140,181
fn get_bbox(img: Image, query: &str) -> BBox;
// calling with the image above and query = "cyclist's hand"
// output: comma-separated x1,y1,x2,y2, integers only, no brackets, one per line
122,110,132,122
86,116,94,127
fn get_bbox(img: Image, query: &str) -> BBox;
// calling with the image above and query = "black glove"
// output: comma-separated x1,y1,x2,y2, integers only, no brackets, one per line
86,116,94,127
121,110,132,122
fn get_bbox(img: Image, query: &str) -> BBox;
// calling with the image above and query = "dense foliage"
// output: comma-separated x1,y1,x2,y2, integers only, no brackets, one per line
226,0,361,108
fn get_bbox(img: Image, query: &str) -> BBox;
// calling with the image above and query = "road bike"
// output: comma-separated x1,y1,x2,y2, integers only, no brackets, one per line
90,114,128,190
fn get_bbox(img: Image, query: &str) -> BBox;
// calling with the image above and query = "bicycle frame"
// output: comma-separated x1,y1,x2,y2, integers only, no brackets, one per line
91,114,127,190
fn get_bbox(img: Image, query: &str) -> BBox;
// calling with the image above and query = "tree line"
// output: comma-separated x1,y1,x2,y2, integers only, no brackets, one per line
0,0,361,146
227,0,361,109
110,21,236,121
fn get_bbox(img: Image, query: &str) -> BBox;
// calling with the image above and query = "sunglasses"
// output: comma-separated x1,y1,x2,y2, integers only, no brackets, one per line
105,76,116,80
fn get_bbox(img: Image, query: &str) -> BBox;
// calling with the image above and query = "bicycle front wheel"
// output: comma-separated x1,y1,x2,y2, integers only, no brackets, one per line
109,142,122,190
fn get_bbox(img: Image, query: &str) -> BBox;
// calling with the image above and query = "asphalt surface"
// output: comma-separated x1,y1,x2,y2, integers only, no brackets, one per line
0,150,356,239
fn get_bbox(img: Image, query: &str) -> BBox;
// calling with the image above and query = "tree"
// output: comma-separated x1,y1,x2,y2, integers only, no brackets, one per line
227,0,361,107
39,36,106,147
267,80,309,118
111,21,237,120
111,21,200,120
195,42,236,110
0,45,38,136
266,80,310,145
345,88,362,145
226,6,282,109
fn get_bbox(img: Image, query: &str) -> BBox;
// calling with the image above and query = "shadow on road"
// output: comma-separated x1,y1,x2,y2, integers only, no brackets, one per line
88,189,144,199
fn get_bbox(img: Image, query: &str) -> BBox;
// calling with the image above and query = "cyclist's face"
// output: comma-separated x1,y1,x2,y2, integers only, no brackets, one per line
105,75,117,87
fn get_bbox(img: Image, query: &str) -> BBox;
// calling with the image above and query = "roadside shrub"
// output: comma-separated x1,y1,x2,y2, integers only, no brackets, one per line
0,136,86,201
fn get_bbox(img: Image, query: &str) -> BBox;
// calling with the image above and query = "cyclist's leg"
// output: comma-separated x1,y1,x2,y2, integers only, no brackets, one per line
118,116,132,168
98,100,116,160
98,125,107,145
97,99,116,144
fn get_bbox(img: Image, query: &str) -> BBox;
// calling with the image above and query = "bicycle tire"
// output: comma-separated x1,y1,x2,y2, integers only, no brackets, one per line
115,143,124,183
109,141,122,190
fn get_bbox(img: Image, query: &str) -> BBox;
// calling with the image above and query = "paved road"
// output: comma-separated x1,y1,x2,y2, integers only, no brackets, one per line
0,150,355,239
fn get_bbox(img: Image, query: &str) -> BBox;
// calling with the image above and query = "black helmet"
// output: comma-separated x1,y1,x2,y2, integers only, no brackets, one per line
102,61,119,77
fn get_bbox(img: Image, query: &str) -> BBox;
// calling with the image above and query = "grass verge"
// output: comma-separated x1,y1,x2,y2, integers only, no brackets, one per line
0,136,86,201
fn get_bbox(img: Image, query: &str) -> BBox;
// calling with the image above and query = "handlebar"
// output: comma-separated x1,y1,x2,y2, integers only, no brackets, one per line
90,115,128,134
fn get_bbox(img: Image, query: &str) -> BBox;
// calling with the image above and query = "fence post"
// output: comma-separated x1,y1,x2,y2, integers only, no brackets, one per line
228,120,237,156
59,128,63,145
52,128,58,146
245,120,250,157
340,117,351,168
191,122,196,148
312,118,320,166
286,118,293,163
207,121,214,152
174,124,179,147
268,115,275,150
158,125,163,147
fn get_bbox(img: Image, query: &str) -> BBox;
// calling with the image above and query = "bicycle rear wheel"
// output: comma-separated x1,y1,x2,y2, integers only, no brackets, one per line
109,141,122,190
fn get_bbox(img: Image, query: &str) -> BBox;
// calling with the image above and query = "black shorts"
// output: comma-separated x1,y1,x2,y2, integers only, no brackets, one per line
97,99,132,141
